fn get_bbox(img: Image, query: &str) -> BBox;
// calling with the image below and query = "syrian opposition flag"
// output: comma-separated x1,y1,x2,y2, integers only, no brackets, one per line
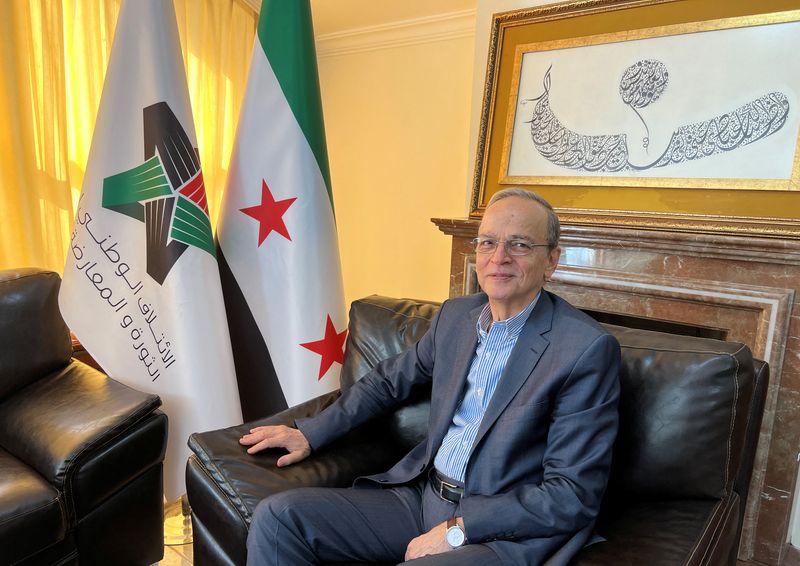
216,0,346,421
59,0,242,500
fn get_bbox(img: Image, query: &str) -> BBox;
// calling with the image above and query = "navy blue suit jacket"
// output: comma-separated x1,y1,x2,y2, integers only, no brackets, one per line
298,291,620,565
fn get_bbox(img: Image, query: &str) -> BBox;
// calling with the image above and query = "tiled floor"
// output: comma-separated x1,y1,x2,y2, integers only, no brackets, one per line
159,543,193,565
158,497,194,565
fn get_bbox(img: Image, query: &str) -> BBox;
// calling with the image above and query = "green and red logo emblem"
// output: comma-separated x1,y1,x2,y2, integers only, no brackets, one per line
101,102,213,284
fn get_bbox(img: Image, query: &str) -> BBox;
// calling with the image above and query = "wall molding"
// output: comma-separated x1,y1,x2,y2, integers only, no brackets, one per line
316,9,476,58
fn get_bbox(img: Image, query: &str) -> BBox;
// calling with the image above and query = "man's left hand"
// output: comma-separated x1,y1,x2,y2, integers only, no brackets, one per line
404,521,453,561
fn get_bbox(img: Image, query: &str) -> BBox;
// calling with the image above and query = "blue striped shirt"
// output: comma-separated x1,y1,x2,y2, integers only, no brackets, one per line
433,294,539,482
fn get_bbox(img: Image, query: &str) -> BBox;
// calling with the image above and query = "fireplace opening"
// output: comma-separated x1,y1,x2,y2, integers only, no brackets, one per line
581,309,728,340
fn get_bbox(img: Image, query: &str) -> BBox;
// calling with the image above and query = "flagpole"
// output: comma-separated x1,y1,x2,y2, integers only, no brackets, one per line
163,494,193,545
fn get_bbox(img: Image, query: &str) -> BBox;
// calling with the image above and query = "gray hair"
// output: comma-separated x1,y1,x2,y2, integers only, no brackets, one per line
487,188,560,250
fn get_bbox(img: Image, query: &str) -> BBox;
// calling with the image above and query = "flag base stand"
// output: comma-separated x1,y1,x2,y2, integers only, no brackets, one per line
164,494,193,546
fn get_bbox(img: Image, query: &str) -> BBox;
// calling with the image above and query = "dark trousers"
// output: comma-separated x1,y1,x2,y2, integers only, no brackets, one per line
246,475,502,565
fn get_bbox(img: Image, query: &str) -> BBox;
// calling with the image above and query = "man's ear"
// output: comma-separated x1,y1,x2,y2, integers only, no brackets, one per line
545,246,561,280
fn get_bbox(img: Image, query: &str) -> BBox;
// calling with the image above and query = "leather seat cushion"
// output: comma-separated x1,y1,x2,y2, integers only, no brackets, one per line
0,447,66,564
573,498,725,565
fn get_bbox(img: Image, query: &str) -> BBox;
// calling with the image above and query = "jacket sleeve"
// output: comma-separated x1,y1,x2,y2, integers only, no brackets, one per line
296,301,444,451
458,332,621,543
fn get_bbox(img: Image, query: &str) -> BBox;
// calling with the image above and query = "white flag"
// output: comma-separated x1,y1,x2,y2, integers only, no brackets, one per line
216,0,346,421
59,0,242,500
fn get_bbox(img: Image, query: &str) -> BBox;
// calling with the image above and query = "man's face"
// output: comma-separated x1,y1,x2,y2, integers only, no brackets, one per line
476,197,560,320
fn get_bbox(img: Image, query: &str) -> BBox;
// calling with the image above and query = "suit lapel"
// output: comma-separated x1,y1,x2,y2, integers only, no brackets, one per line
471,292,554,451
427,301,482,458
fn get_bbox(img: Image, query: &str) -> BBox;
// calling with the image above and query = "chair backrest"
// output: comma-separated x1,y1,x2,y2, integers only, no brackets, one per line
0,268,73,401
340,295,438,451
607,324,756,500
341,295,765,504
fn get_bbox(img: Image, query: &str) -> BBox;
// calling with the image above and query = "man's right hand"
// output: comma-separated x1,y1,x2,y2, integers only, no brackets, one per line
239,425,311,467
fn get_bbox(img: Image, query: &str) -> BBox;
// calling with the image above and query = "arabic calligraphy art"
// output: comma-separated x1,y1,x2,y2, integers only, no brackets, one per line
69,193,178,382
525,63,789,174
618,59,668,152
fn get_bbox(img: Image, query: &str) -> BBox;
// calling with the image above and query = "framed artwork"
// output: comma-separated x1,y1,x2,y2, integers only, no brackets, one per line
471,0,800,236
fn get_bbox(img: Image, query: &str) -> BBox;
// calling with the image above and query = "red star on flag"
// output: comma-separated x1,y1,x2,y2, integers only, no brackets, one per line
300,315,348,380
240,180,297,246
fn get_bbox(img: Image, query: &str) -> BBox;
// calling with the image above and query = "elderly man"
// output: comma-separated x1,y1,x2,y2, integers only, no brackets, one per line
241,188,620,565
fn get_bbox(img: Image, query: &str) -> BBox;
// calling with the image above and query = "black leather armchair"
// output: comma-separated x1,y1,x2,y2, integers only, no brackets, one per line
187,295,768,566
0,268,168,565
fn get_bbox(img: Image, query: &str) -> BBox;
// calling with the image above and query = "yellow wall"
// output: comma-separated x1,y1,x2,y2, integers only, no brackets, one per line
318,32,475,307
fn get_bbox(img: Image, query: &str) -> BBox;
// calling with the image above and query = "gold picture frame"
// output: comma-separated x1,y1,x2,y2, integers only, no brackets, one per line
471,0,800,237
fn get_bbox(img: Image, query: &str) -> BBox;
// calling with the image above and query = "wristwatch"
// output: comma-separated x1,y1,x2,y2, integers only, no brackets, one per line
445,517,466,548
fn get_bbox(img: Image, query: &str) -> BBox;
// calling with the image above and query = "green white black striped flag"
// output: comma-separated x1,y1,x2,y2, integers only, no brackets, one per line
216,0,346,420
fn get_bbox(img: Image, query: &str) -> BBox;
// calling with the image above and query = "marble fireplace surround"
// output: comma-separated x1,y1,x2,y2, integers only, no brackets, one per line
432,217,800,565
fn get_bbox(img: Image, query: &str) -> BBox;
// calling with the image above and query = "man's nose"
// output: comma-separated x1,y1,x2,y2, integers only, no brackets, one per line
490,242,511,262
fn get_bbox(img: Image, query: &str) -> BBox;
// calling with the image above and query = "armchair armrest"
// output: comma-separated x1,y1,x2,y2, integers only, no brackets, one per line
188,390,405,523
0,359,162,518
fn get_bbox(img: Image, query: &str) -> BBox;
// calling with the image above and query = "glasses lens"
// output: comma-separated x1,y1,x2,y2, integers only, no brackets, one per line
507,240,533,255
474,239,543,255
474,239,496,253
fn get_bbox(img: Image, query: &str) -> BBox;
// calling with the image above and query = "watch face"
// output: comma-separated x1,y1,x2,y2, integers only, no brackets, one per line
446,525,465,548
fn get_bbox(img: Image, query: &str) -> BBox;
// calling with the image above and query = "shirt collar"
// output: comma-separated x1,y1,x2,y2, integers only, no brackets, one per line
477,292,540,340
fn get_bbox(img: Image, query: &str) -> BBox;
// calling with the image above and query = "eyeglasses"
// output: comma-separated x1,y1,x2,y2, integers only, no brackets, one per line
472,237,549,256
